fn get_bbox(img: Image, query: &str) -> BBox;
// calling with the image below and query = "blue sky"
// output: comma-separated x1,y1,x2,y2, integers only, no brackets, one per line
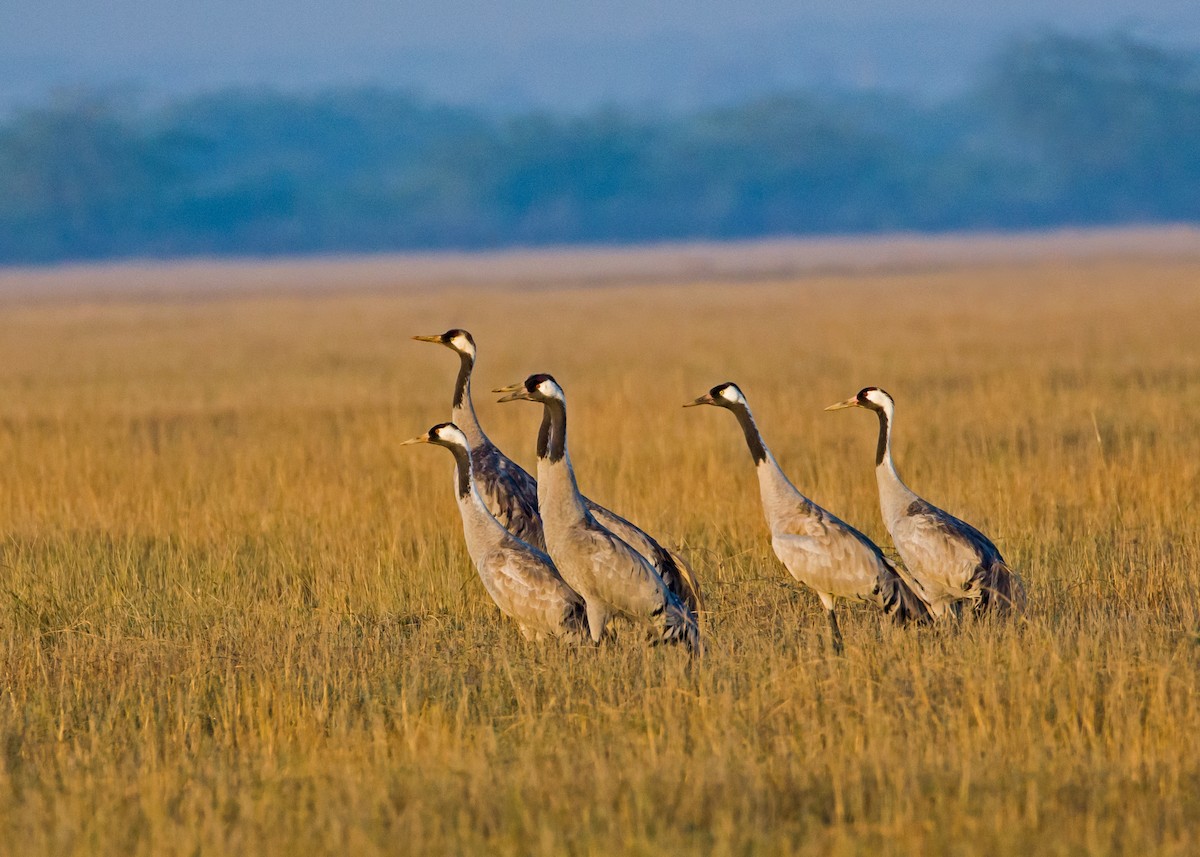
3,0,1198,109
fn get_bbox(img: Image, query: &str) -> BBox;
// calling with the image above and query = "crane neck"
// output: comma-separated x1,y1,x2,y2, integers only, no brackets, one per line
453,464,512,563
537,398,568,464
536,407,553,460
731,401,810,525
446,442,473,499
873,405,916,521
534,397,588,524
874,405,898,475
729,401,768,466
450,352,487,449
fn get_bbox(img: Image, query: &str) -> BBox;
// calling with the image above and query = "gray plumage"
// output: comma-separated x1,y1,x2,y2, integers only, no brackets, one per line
826,387,1026,617
413,330,545,550
688,383,930,653
498,374,702,655
463,440,545,550
413,329,703,615
403,422,589,642
585,506,703,618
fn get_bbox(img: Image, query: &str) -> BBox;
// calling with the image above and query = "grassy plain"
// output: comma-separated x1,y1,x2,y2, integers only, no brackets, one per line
2,240,1200,855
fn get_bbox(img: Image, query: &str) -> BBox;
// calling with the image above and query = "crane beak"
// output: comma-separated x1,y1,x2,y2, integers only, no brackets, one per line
683,393,715,408
400,434,430,446
824,397,859,411
411,334,443,344
493,382,531,403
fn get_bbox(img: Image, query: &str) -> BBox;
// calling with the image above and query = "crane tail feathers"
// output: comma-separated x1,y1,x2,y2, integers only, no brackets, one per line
652,599,704,658
564,600,594,644
878,563,934,625
663,547,705,618
973,560,1027,617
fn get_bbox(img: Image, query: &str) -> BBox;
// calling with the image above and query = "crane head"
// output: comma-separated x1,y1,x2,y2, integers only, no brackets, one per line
826,386,894,413
401,422,470,450
412,328,476,359
494,373,564,404
684,381,746,409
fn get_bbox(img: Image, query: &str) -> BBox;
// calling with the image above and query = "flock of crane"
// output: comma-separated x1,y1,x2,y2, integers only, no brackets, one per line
408,328,1026,657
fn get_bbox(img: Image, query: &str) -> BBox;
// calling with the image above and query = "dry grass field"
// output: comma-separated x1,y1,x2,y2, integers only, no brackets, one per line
2,238,1200,855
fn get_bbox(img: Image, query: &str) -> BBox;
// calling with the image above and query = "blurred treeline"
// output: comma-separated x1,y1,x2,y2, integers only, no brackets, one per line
1,32,1197,264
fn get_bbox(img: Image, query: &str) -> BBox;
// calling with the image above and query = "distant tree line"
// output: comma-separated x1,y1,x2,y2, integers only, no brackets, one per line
0,32,1197,264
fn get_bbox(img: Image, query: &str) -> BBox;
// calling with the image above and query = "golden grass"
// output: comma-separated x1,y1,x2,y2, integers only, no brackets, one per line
2,249,1200,855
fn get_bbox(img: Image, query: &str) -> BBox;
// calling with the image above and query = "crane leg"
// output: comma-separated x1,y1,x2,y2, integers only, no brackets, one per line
827,608,844,656
586,601,609,644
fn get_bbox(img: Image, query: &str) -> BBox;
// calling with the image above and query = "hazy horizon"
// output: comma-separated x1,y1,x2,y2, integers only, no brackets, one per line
4,1,1199,111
